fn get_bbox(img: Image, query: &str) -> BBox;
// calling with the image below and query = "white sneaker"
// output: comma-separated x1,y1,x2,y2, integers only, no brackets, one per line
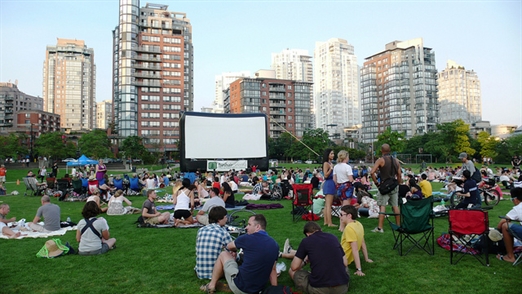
372,227,384,233
283,238,291,254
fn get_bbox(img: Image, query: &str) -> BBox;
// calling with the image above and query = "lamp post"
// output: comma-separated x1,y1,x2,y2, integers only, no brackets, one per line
29,123,35,162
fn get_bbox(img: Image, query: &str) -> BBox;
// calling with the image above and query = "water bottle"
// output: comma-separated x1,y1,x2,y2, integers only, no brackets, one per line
440,199,446,207
67,216,71,222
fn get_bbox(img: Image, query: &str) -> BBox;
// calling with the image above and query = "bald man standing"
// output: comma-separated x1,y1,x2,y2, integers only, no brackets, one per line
369,144,402,233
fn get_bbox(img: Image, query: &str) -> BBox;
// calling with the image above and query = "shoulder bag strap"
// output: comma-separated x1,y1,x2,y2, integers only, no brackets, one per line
80,217,102,239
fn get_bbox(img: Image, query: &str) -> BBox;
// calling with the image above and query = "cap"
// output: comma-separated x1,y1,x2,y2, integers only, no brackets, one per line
458,152,467,159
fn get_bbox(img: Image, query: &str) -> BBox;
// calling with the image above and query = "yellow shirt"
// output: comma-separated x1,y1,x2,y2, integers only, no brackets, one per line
418,179,432,197
341,220,364,265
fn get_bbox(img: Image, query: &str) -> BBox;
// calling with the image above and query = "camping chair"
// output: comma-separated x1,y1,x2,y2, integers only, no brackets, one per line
113,178,124,191
46,177,56,190
448,209,489,266
23,177,38,196
383,197,435,256
292,183,313,222
129,177,142,194
56,179,72,201
498,216,522,266
88,179,99,195
331,196,343,218
71,178,85,195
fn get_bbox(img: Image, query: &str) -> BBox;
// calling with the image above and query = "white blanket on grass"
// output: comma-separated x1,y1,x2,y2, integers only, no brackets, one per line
0,222,76,239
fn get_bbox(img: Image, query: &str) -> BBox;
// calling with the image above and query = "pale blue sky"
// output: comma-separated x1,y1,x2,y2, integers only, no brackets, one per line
1,0,520,126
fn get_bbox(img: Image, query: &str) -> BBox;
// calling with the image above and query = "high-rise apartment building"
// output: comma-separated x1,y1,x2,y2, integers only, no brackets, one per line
271,49,313,83
224,71,312,138
43,38,95,131
0,82,43,129
96,100,113,130
113,1,193,151
314,38,360,138
213,71,250,113
360,38,438,143
437,60,481,124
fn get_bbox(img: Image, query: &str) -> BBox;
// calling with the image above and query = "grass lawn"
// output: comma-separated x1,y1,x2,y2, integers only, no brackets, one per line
0,168,520,294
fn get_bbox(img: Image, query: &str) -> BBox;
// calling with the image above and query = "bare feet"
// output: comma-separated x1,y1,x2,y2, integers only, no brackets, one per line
497,254,515,263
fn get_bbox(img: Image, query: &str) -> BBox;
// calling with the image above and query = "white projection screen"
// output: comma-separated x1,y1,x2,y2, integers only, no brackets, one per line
180,112,269,172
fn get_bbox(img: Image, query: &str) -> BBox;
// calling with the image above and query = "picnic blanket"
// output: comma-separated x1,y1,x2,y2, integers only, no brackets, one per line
1,222,76,240
245,203,284,210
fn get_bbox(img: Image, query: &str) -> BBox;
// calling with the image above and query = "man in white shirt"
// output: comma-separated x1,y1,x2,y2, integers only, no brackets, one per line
496,187,522,263
196,188,226,225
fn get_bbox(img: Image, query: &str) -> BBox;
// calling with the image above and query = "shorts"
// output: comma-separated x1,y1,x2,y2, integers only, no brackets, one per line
0,222,6,230
293,270,349,294
223,259,248,294
79,243,110,255
197,214,209,226
376,185,399,207
508,223,522,239
144,216,160,225
174,209,192,220
0,176,5,182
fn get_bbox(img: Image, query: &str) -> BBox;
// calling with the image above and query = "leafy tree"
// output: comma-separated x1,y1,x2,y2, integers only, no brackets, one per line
476,131,497,161
292,128,330,161
120,136,148,162
436,119,475,160
496,134,522,163
34,132,68,161
78,129,112,159
374,127,406,156
0,133,29,160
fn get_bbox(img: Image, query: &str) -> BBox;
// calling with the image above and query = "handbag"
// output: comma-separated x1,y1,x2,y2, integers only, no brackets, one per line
378,156,399,195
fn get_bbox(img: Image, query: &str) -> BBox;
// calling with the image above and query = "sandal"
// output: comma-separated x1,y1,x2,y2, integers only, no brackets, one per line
496,254,515,263
199,283,216,294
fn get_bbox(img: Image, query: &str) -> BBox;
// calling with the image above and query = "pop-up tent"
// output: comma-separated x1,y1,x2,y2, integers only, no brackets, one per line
66,155,98,167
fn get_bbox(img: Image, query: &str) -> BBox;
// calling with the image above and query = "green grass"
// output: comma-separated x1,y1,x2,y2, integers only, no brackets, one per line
1,168,520,294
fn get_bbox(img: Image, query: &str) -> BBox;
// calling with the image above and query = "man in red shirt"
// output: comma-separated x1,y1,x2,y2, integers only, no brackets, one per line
0,164,6,184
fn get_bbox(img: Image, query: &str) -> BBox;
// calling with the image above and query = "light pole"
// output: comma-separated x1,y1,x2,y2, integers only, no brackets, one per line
29,123,35,161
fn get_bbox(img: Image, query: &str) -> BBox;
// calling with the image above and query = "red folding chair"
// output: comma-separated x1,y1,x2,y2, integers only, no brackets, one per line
292,183,313,222
448,209,489,266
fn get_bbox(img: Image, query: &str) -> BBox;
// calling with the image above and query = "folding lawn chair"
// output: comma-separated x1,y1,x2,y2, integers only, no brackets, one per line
448,209,489,266
292,183,313,222
72,178,86,195
331,196,343,218
56,179,72,201
23,177,38,196
384,197,435,256
46,177,56,190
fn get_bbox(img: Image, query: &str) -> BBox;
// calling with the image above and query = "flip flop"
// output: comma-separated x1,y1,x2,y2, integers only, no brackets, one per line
496,254,515,263
199,283,216,294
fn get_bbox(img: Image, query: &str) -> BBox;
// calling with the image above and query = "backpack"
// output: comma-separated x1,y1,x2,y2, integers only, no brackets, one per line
471,168,482,183
270,184,283,200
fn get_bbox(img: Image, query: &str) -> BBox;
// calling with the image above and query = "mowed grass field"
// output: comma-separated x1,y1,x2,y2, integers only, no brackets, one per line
0,166,520,294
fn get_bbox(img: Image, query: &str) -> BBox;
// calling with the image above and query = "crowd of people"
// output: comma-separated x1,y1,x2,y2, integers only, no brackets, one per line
1,149,521,293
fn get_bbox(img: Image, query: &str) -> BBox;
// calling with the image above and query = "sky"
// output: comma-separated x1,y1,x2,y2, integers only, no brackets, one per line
1,0,521,127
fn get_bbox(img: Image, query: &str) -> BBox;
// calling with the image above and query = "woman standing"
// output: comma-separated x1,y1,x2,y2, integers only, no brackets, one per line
173,178,195,226
322,148,336,227
76,201,116,255
95,159,107,182
334,150,355,231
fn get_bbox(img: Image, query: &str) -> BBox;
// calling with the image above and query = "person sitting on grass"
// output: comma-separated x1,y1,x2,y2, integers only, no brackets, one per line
28,195,61,232
496,187,522,263
340,205,373,277
222,182,235,208
288,221,350,293
196,187,226,226
142,189,170,225
76,201,116,255
87,189,108,213
0,204,24,238
418,173,433,198
107,189,133,216
195,206,233,280
173,178,196,226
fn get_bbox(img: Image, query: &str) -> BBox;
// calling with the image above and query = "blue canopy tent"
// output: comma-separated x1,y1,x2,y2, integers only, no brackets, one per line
66,155,98,173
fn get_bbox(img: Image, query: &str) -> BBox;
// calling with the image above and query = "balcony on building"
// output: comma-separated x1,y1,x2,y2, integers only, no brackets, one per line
135,80,161,87
134,72,161,79
269,85,286,92
133,63,161,71
135,55,161,62
136,46,161,53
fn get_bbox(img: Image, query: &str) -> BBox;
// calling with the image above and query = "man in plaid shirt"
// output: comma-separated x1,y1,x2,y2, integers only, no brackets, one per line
195,206,233,279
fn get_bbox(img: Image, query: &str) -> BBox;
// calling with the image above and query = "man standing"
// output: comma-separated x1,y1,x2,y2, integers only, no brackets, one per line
0,204,23,238
195,206,233,279
289,221,350,293
141,190,170,225
370,144,402,233
456,152,476,177
196,187,226,225
28,195,61,232
0,164,6,184
200,214,279,294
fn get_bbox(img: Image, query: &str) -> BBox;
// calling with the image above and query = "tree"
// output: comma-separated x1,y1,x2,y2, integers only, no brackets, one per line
34,132,68,161
78,129,112,159
120,136,148,162
374,127,406,156
436,119,475,160
291,128,330,161
0,133,29,160
476,131,497,161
